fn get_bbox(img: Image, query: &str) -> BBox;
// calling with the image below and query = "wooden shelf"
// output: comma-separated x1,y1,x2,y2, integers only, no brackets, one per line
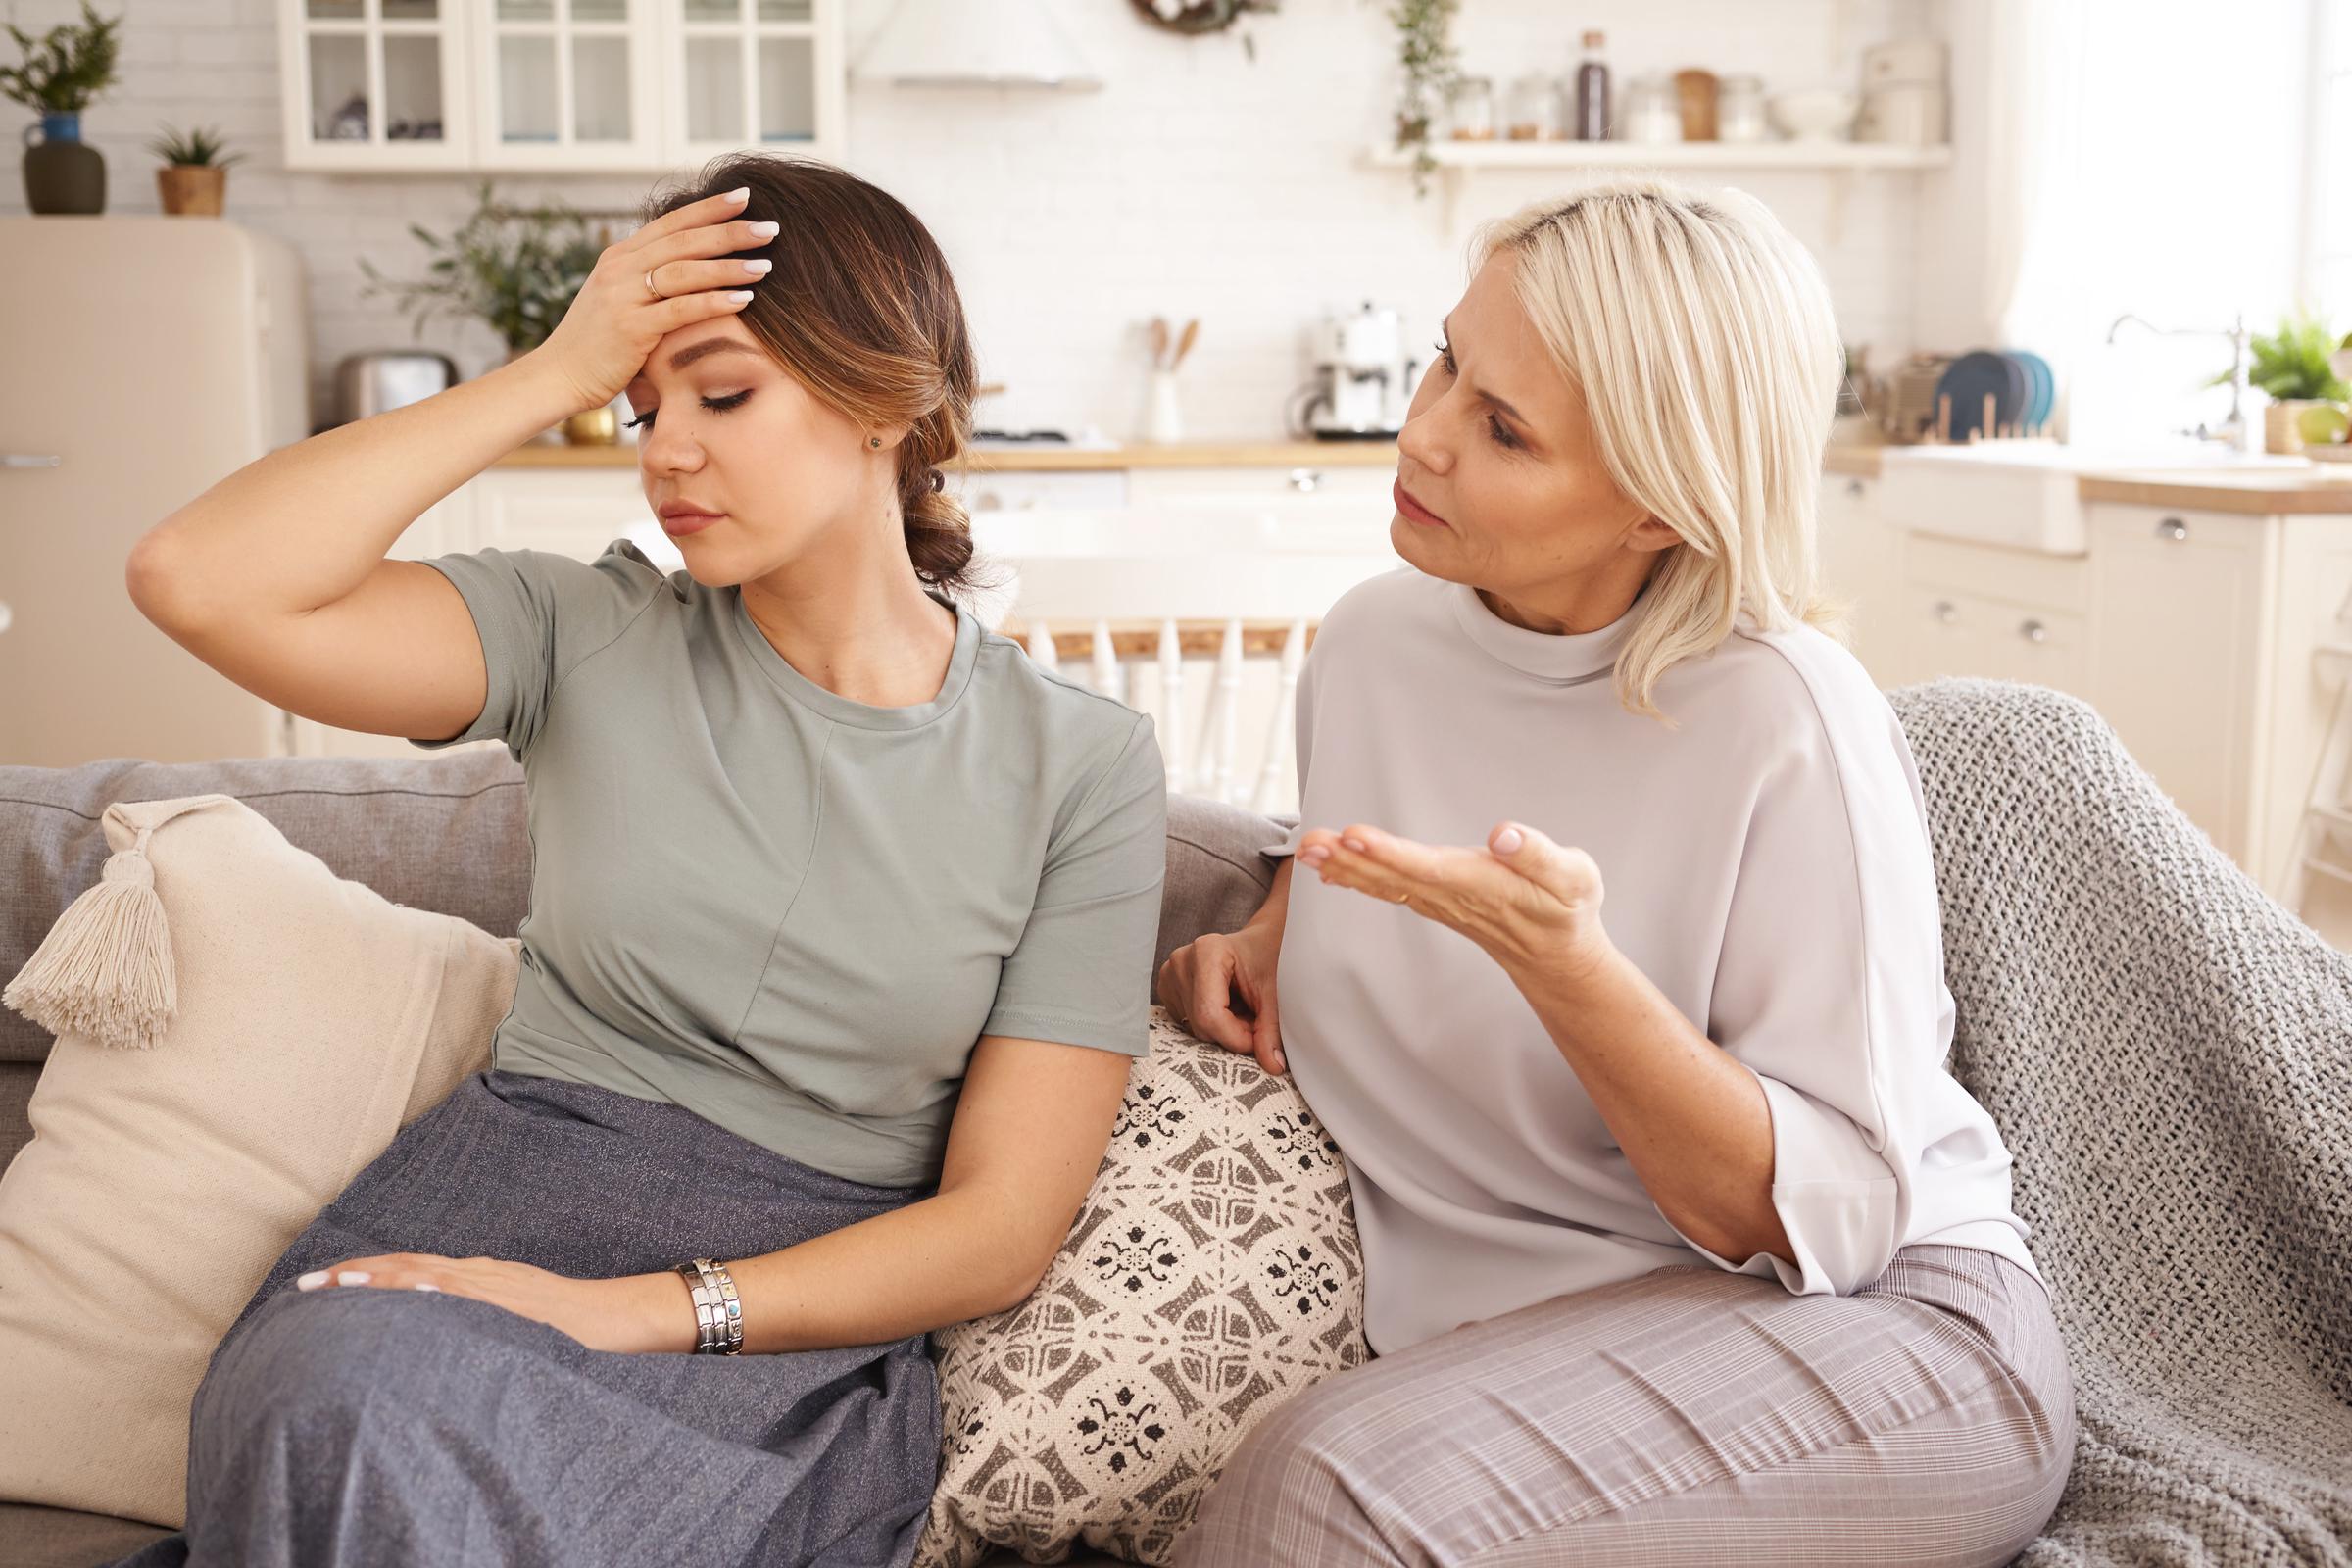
1366,140,1951,172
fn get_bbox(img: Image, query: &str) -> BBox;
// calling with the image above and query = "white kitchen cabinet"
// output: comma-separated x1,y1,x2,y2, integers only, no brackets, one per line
1829,472,2352,902
471,0,664,171
667,0,842,172
278,0,844,172
1889,533,2093,698
280,0,474,172
2085,505,2274,866
1814,472,1902,685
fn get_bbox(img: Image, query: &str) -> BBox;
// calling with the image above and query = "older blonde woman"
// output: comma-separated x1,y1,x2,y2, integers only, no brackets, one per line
1158,178,2074,1566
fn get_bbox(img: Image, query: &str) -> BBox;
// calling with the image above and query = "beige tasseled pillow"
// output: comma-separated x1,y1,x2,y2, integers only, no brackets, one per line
0,794,517,1527
913,1007,1371,1568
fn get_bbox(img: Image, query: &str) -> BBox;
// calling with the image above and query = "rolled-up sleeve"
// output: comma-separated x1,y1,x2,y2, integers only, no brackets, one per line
983,712,1169,1055
1655,689,1945,1297
408,539,660,764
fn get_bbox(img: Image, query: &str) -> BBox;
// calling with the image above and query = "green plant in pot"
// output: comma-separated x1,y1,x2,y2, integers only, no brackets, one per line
3,0,123,216
359,181,611,442
2210,307,2351,454
146,122,246,218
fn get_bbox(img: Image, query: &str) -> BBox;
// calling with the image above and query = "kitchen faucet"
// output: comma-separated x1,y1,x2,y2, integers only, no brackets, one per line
2105,310,2254,453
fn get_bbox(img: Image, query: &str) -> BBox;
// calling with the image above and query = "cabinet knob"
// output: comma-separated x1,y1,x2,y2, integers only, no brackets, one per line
1845,479,1866,499
2019,618,2049,644
1288,468,1324,493
1932,599,1958,624
2156,516,2188,542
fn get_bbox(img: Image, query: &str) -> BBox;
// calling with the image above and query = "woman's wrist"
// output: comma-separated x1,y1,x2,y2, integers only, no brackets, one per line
1496,916,1619,1003
492,348,599,428
611,1271,705,1355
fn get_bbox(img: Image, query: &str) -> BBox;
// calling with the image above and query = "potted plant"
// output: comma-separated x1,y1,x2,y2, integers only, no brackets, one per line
146,122,246,217
357,180,611,442
3,0,123,216
2212,308,2352,454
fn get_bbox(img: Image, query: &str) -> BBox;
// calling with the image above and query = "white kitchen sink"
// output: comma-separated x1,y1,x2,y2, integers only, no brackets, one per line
1876,441,2312,555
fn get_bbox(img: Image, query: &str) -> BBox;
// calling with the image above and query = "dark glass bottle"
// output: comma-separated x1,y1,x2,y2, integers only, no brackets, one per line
1575,29,1610,141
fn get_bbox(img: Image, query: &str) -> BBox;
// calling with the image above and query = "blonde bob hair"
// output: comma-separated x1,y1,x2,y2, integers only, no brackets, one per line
1469,176,1850,722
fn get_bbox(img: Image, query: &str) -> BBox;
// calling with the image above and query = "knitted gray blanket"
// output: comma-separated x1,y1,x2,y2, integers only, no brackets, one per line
1889,679,2352,1567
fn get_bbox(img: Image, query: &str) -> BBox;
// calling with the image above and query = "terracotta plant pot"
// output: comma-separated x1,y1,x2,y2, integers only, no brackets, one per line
156,164,226,216
2266,399,2316,456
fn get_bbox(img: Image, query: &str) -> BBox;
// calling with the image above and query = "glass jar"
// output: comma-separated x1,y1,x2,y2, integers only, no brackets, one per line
1506,71,1560,140
1621,74,1683,144
1718,74,1768,142
1448,74,1496,140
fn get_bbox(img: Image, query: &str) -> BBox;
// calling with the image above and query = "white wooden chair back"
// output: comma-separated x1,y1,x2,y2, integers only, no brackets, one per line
988,547,1399,811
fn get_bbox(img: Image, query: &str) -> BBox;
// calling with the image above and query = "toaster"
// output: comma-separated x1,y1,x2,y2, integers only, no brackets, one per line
334,349,459,426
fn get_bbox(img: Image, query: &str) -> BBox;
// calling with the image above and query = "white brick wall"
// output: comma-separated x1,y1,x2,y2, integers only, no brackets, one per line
3,0,1935,438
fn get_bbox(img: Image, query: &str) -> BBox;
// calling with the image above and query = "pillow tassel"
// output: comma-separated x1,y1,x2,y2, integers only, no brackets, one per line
2,824,176,1051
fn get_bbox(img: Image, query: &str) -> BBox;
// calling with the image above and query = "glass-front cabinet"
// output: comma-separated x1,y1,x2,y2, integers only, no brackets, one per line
475,0,662,169
670,0,834,168
276,0,842,172
281,0,473,170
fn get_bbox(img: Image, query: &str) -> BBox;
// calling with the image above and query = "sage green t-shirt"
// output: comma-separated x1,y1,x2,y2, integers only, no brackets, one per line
408,537,1166,1190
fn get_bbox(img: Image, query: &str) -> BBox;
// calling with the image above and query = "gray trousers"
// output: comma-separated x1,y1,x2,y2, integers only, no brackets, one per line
1170,1242,2073,1567
107,1070,943,1568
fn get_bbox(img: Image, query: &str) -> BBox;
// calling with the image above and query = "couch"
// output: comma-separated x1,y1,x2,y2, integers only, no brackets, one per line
7,679,2348,1567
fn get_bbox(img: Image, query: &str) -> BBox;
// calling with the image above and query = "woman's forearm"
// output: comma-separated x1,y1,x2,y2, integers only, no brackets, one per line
608,1184,1043,1355
131,351,587,623
1507,943,1795,1269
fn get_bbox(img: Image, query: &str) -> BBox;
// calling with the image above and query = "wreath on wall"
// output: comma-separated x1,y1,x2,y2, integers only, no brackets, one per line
1129,0,1279,58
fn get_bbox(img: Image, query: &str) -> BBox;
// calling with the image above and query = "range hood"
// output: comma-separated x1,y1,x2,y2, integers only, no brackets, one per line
852,0,1102,91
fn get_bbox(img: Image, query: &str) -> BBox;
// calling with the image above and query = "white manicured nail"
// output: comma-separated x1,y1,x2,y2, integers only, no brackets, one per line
335,1270,371,1287
742,258,771,274
296,1270,328,1291
413,1283,441,1293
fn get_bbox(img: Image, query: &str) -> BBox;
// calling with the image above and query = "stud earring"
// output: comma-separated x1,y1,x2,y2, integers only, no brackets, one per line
868,436,882,449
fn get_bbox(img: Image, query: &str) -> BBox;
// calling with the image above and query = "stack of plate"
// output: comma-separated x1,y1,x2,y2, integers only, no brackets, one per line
1932,349,2054,440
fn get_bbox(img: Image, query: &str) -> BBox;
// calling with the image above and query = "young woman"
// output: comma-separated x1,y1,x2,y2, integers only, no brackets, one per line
1158,178,2075,1566
113,156,1166,1568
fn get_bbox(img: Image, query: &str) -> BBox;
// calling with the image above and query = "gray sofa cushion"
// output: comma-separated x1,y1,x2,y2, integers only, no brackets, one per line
0,752,529,1064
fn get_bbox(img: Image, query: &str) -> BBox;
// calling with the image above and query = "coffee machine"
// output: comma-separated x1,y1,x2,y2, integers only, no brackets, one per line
1289,302,1419,440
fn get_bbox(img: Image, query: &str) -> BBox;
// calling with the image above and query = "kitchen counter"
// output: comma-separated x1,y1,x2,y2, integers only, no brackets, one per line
1826,440,2352,514
1823,445,1886,477
2076,466,2352,514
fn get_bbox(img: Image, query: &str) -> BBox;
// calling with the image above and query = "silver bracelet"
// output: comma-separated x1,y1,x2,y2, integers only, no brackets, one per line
674,1256,743,1354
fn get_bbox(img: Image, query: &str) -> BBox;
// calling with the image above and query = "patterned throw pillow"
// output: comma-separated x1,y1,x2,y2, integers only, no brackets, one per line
912,1006,1371,1568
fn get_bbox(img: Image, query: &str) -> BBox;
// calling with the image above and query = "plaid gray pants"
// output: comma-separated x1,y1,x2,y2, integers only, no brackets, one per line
1171,1242,2072,1567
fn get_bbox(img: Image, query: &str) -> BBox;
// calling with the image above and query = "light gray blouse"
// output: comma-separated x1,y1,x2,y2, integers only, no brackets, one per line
1262,565,2040,1355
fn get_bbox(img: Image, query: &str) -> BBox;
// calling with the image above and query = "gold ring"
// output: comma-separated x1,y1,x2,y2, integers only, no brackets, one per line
644,268,664,301
1394,891,1410,904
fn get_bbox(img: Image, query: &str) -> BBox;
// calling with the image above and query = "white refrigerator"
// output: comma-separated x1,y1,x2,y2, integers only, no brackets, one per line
0,215,310,766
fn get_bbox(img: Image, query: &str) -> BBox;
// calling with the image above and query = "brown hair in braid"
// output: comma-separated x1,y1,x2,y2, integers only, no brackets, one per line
638,154,990,596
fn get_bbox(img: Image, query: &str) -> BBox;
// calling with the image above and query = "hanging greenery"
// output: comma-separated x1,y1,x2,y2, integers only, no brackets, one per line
1388,0,1458,198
